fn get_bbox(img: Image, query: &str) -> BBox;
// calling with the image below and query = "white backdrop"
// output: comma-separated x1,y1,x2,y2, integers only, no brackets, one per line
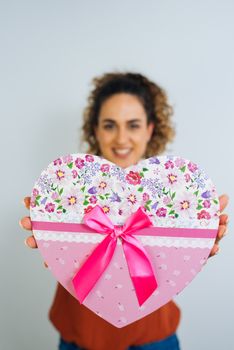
0,1,233,349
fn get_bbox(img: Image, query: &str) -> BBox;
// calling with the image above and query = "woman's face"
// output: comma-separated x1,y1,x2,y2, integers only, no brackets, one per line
95,93,154,168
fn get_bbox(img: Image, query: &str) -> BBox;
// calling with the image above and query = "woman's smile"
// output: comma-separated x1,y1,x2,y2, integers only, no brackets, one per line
112,147,132,158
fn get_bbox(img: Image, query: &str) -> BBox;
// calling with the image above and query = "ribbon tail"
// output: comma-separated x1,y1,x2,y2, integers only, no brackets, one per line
122,234,158,306
72,234,117,304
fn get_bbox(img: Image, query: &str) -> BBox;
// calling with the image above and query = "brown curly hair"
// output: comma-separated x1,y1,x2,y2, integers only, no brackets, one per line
82,72,175,157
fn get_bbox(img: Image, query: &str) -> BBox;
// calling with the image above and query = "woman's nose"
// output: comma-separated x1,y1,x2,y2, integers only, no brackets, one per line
116,127,128,144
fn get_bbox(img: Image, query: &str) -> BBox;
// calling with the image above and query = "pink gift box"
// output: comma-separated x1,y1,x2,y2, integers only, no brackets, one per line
30,154,219,327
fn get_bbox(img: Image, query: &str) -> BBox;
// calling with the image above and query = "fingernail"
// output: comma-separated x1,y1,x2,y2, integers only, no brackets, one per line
215,247,220,255
24,238,29,247
19,220,23,228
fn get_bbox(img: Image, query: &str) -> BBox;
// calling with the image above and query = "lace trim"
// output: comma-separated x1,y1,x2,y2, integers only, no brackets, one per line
34,231,213,248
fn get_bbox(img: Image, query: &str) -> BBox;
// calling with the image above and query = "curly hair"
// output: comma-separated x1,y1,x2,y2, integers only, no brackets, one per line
82,72,175,157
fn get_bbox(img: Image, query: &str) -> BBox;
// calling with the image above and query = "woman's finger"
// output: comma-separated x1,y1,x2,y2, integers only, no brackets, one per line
19,216,32,231
215,224,227,244
219,194,229,213
209,243,219,258
219,214,229,226
23,196,31,210
25,235,38,249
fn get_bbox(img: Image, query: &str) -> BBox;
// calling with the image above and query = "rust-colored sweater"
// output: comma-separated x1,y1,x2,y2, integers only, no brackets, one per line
49,284,181,350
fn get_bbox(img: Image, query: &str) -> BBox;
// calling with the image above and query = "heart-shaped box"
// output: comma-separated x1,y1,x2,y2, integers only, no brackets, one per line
30,154,219,327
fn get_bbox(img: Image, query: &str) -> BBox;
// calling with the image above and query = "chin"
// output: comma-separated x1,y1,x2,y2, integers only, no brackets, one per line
113,158,135,169
103,152,139,168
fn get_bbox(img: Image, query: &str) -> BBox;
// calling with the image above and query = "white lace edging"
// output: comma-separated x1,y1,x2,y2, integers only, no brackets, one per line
34,231,213,248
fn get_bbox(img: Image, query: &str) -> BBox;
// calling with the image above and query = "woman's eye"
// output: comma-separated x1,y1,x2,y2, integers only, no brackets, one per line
129,124,140,129
103,124,115,130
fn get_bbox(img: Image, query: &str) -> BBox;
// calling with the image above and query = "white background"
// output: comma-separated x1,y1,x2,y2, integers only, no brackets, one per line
0,1,233,349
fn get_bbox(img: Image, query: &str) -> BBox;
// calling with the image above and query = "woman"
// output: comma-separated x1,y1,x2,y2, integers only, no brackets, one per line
21,72,228,350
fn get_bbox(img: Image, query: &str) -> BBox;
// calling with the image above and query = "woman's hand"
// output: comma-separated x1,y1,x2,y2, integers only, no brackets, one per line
20,196,49,267
20,197,37,248
209,194,229,257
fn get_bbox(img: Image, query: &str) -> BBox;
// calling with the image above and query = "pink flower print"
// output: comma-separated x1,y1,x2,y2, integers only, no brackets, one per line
75,157,85,169
84,205,94,214
162,168,183,190
54,158,62,166
126,171,141,185
174,158,185,168
100,164,110,172
51,192,59,200
167,172,178,185
101,204,110,214
62,189,84,215
184,173,191,182
156,207,167,217
89,195,97,204
174,192,197,218
94,176,122,196
188,162,198,173
143,193,150,202
56,169,65,181
121,189,142,213
127,193,137,205
99,198,118,217
163,196,171,205
98,181,107,191
197,210,211,220
62,154,73,164
67,195,77,206
180,200,190,210
165,160,174,169
45,202,55,213
72,169,78,179
32,188,39,197
85,154,94,162
203,200,211,208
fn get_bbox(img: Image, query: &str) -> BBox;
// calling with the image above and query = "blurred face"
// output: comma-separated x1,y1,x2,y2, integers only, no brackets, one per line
95,93,154,168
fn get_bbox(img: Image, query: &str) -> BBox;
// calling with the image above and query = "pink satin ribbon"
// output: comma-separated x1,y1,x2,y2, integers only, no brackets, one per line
32,208,217,306
72,206,157,306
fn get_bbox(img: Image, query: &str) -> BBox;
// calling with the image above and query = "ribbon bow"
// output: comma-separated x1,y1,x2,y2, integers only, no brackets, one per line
72,205,158,306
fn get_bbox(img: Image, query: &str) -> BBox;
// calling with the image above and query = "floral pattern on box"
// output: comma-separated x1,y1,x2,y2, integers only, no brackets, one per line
31,154,219,227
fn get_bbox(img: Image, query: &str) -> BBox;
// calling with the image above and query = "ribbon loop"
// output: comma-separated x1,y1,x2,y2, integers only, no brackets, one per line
72,205,158,306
